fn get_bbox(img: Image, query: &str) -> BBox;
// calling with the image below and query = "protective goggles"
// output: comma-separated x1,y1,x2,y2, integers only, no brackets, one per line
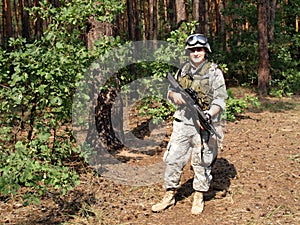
185,34,208,47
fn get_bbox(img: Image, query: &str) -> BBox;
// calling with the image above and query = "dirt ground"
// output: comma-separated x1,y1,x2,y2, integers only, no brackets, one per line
1,92,300,225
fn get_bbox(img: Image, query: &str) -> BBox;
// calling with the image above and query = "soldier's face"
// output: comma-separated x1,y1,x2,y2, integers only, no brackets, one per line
189,47,206,66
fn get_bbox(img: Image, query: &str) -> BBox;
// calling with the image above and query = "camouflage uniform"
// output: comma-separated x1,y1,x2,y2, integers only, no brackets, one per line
164,59,227,192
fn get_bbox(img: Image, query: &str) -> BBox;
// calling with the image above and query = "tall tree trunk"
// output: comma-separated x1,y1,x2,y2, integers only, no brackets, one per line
218,0,226,51
148,0,154,39
199,0,207,33
20,0,30,41
127,0,137,79
148,0,158,41
115,11,127,39
86,12,124,148
169,0,176,29
86,17,114,49
127,0,135,40
214,0,220,35
34,0,43,40
192,0,201,32
153,0,158,41
134,0,141,41
175,0,187,26
224,0,231,52
237,2,242,46
143,0,149,39
163,0,168,28
268,0,277,43
257,0,270,95
3,0,14,46
159,0,171,35
13,0,19,36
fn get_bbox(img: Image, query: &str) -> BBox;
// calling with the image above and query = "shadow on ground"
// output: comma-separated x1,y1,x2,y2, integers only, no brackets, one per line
176,157,237,202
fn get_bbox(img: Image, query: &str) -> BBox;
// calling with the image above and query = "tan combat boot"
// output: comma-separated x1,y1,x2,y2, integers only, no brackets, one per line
191,191,204,215
151,190,176,212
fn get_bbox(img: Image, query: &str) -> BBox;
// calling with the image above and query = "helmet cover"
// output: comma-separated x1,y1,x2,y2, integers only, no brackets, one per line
185,34,212,53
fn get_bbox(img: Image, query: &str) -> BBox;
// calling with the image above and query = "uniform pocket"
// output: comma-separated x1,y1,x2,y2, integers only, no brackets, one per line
201,142,213,167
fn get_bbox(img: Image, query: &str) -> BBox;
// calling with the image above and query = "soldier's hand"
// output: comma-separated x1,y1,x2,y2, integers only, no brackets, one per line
196,120,204,130
204,112,212,123
169,91,186,105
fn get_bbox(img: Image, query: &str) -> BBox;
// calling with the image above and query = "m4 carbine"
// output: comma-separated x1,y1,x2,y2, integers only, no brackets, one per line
167,72,222,139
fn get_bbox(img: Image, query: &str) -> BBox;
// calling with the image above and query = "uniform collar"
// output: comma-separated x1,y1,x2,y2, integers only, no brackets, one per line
190,60,208,75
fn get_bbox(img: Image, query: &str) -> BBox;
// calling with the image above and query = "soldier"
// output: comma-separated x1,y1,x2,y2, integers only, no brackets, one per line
152,34,228,214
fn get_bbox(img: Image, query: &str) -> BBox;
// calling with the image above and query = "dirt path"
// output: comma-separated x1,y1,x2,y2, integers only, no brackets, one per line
123,96,300,225
1,96,299,225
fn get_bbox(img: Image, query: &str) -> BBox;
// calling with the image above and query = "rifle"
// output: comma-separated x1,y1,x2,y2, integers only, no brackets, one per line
167,72,222,139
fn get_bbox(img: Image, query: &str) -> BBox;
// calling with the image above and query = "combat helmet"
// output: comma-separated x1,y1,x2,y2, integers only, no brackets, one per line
185,34,212,53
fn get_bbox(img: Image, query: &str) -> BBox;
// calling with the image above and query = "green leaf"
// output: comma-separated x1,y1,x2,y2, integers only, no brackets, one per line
37,132,51,142
15,141,25,151
45,73,53,80
55,42,63,49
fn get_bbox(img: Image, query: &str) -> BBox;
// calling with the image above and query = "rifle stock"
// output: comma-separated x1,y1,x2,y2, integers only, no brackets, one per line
167,72,222,139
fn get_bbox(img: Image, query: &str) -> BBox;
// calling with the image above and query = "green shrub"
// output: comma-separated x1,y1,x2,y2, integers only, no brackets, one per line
225,89,260,121
138,97,176,124
0,0,124,203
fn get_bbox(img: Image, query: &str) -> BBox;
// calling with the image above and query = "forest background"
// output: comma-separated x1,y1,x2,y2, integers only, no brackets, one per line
0,0,299,223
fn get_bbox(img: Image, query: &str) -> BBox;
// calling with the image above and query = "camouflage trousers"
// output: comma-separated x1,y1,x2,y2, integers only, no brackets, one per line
163,120,219,192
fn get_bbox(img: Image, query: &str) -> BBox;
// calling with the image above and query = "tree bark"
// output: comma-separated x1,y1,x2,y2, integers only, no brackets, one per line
85,9,124,149
21,0,31,41
34,0,43,40
143,0,149,39
192,0,200,32
257,0,270,95
163,0,168,23
153,0,158,41
169,0,176,28
134,0,141,41
175,0,187,25
127,0,135,40
148,0,154,39
218,0,226,50
3,0,14,44
86,17,114,49
13,0,19,36
199,0,207,34
223,0,231,52
268,0,277,43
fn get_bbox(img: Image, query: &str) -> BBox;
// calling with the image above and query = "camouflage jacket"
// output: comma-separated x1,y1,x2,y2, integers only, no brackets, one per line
169,60,228,124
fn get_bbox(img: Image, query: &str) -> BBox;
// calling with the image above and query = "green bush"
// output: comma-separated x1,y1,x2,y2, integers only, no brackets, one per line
225,89,261,121
138,97,176,124
0,0,124,203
